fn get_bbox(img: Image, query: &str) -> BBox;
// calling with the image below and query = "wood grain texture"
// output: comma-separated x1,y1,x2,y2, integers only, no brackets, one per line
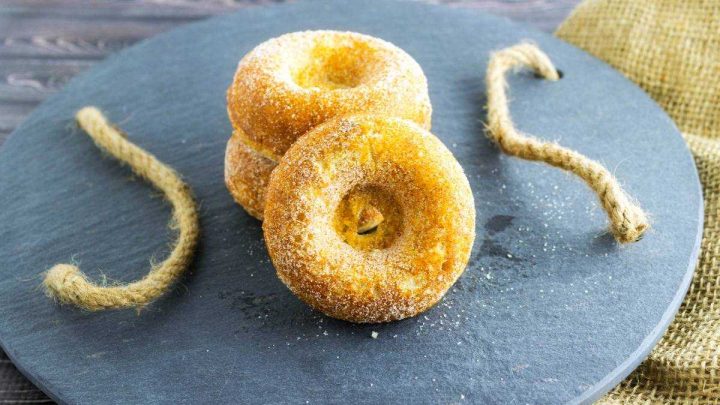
0,0,579,403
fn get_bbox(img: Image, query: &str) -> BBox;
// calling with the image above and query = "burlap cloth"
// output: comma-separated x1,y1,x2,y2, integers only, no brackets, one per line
556,1,720,403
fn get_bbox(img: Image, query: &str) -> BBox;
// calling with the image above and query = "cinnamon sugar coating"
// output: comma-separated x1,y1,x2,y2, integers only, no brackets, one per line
263,115,476,323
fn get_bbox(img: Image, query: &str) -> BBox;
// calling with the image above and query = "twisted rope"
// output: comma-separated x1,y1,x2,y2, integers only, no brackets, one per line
43,107,200,310
485,43,649,243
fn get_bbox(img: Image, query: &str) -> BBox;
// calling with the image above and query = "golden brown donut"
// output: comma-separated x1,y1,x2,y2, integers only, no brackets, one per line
227,30,432,160
263,115,476,323
224,130,277,220
225,31,433,219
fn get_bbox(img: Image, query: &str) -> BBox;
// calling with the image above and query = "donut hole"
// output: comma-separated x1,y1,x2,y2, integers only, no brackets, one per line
333,185,403,250
292,41,377,90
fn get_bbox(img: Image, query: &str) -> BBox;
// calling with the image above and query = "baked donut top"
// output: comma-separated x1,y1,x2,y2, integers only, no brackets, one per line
227,30,432,160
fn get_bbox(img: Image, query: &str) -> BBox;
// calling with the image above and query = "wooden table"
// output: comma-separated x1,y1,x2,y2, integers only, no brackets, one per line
0,0,579,402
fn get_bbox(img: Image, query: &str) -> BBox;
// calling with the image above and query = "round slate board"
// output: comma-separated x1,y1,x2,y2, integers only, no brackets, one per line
0,1,703,404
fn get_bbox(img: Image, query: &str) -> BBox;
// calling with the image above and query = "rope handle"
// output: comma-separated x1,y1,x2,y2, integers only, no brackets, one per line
43,107,200,310
485,43,649,243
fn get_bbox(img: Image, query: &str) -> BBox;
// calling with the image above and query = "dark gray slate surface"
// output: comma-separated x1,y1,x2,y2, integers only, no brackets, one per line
0,1,703,404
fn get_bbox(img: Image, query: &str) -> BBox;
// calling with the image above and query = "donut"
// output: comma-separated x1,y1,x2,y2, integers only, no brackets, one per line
225,30,432,219
263,115,476,323
224,130,277,220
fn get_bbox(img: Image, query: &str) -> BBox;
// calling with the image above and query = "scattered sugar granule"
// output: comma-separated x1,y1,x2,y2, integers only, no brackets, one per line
371,331,379,339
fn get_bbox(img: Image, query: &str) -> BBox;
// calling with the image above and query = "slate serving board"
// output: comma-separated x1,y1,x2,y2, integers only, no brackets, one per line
0,1,703,403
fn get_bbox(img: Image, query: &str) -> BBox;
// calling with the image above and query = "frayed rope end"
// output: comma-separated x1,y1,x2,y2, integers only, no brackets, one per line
610,205,650,244
43,263,84,305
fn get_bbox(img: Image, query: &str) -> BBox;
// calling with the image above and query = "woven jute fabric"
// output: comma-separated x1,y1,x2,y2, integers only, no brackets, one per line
556,1,720,403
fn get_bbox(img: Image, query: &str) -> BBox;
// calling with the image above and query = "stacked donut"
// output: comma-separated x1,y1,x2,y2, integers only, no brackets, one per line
225,31,475,323
226,31,432,220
